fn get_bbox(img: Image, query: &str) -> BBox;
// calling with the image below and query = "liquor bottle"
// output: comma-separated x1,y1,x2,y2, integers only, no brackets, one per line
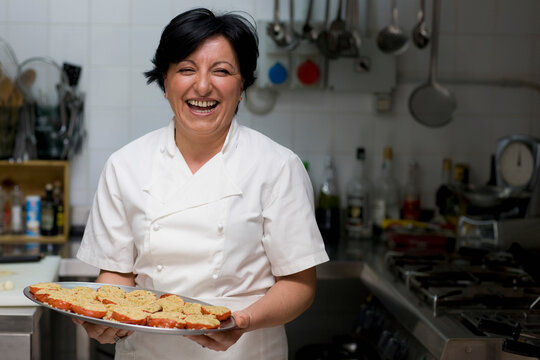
372,147,400,231
40,183,57,236
315,156,341,247
435,158,460,226
10,185,24,234
53,181,65,235
402,162,421,220
0,186,6,234
346,147,372,239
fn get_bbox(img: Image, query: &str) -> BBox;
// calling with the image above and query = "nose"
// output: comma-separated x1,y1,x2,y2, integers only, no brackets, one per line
193,71,212,96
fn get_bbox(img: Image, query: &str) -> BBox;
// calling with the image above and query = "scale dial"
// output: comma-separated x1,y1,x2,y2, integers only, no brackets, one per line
496,135,540,192
499,142,534,187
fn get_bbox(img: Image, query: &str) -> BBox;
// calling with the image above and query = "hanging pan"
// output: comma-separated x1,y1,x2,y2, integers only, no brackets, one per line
408,0,456,127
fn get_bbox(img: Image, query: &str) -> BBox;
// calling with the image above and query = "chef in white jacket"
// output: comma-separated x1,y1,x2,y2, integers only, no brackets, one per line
75,8,329,359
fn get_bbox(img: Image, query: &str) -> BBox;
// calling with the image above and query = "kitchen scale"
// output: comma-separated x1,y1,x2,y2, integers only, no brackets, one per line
495,134,540,195
458,135,540,250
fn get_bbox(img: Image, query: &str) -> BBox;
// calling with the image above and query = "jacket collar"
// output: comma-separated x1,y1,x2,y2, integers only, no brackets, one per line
145,117,242,220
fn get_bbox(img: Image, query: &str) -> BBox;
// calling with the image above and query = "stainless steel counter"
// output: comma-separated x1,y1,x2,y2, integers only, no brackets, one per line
321,240,536,360
0,306,43,360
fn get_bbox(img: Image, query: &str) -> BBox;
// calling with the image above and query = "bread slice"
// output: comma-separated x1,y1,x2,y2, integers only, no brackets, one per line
34,288,61,303
147,311,187,329
96,285,127,305
46,289,75,311
126,289,157,306
112,306,148,325
69,286,98,301
182,302,202,315
185,314,220,329
71,299,108,318
29,282,61,295
201,305,232,321
157,294,185,312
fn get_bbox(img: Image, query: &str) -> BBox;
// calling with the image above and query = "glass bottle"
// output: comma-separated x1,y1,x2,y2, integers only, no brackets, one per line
435,158,460,226
10,185,24,234
346,147,372,239
402,161,421,221
53,180,65,235
40,183,57,236
372,147,400,231
0,186,6,235
315,156,341,248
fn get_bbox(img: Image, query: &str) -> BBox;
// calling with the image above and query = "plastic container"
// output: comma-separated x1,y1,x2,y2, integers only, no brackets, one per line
25,195,41,236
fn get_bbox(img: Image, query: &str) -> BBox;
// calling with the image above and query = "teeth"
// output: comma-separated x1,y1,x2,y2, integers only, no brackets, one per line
187,100,217,108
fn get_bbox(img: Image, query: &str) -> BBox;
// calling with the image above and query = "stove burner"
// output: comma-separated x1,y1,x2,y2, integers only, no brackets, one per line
385,250,540,317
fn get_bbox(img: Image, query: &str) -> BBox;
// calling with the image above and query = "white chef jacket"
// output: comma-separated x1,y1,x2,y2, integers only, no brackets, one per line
77,117,329,359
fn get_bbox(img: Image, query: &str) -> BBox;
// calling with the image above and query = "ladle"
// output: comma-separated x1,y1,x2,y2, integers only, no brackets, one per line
267,0,288,47
317,0,339,59
284,0,300,50
302,0,317,42
267,0,299,50
412,0,430,49
377,0,409,55
329,0,346,53
408,0,456,127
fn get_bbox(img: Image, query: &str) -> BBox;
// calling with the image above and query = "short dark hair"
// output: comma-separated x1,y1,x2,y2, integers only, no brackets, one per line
144,8,259,93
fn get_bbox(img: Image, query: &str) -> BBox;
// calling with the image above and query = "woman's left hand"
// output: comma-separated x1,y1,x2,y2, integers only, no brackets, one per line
184,311,251,351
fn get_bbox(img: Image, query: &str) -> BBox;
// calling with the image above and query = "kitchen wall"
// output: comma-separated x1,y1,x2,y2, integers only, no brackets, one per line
0,0,538,225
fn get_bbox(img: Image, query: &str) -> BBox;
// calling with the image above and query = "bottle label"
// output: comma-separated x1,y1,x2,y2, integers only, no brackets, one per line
346,195,366,226
402,197,421,220
41,208,55,232
56,206,65,229
372,199,386,226
11,205,23,232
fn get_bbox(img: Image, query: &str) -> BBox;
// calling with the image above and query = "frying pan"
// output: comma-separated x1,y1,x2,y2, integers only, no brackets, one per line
408,0,456,127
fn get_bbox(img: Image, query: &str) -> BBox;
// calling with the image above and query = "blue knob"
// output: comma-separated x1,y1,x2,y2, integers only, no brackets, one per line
268,62,287,84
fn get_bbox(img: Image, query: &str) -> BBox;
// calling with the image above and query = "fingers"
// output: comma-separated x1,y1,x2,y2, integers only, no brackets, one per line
231,311,251,330
73,320,132,344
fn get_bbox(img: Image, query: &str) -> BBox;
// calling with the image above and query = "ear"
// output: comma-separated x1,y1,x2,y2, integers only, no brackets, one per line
163,76,168,98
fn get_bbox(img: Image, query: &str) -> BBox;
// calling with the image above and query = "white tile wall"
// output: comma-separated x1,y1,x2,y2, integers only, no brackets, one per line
0,0,538,225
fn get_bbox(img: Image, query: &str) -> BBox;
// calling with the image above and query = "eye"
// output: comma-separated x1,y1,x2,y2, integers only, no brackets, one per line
214,68,231,76
178,68,195,74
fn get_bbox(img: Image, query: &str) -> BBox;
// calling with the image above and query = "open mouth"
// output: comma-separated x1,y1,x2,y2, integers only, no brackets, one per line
187,100,218,114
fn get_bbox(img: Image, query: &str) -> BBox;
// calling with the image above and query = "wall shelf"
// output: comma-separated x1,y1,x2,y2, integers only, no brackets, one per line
0,160,70,245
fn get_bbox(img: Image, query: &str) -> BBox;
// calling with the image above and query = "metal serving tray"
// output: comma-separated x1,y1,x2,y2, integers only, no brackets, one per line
23,281,235,335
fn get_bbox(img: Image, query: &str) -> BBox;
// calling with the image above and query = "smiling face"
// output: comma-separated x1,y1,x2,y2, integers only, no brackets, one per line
163,35,244,145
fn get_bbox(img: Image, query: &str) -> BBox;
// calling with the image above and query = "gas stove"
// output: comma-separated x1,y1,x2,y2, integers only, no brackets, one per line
383,248,540,358
385,250,540,317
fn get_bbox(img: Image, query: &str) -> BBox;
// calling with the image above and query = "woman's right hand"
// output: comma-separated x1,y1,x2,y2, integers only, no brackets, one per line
72,318,132,344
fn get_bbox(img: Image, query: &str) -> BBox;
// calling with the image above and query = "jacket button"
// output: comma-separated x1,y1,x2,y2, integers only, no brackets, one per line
153,224,160,231
157,265,163,272
160,147,165,153
217,223,224,232
212,273,218,280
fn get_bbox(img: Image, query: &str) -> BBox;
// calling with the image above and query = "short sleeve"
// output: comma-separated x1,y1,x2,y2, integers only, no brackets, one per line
261,154,329,276
77,156,136,273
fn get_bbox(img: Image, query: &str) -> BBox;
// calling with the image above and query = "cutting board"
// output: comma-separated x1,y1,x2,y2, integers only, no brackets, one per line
0,255,61,306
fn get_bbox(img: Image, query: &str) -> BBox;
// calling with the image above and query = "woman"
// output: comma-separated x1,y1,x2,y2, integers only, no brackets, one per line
75,8,328,359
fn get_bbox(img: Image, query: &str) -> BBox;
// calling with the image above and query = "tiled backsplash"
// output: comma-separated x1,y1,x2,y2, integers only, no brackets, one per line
1,0,538,225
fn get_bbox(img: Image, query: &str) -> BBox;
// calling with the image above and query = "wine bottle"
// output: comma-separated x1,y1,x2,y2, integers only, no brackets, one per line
402,162,421,220
315,156,341,248
40,183,57,236
372,147,400,231
346,147,372,239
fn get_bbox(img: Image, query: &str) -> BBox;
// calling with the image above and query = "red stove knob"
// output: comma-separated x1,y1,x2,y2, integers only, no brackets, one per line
296,59,320,86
